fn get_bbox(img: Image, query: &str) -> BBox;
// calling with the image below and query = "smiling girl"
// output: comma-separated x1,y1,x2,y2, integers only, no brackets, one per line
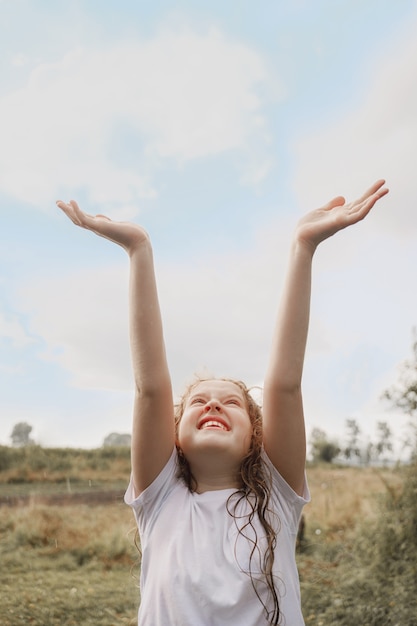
57,179,388,625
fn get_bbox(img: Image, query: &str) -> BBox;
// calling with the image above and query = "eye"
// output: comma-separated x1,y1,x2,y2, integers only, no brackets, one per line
226,398,240,406
190,397,205,405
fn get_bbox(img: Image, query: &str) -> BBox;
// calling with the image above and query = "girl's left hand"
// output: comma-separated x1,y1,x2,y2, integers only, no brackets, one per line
296,179,389,252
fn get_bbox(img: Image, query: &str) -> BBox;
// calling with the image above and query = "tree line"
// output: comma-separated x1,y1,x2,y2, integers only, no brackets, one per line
309,418,394,465
311,330,417,464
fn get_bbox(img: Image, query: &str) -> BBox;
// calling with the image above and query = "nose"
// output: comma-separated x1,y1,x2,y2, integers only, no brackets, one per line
204,399,221,412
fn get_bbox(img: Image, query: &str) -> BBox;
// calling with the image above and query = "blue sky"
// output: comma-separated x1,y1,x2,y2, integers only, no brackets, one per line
1,0,416,452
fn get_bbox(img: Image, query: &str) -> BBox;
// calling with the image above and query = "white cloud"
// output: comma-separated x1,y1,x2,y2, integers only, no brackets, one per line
0,363,22,375
0,311,33,348
19,264,132,390
15,207,416,451
292,14,417,235
0,28,277,213
11,53,28,67
18,199,417,407
287,13,417,447
17,216,291,394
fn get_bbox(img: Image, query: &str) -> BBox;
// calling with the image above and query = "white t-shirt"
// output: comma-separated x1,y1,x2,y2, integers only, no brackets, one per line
125,448,310,626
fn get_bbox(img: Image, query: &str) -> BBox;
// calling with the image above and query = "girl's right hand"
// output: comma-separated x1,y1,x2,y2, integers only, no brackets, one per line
56,200,150,254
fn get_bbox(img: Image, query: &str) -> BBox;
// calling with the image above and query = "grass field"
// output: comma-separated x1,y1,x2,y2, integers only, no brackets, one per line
0,497,138,625
1,446,416,625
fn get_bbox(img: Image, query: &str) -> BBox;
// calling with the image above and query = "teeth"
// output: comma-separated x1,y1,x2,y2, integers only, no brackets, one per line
201,420,227,431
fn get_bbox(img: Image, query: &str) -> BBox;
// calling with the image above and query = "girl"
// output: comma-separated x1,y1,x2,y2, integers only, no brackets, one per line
57,179,388,625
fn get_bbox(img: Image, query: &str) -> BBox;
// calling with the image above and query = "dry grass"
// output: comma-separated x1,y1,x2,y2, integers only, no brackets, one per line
0,501,140,625
304,463,403,537
0,449,415,625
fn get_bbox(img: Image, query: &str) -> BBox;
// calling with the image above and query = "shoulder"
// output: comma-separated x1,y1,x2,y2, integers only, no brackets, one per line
261,448,310,529
125,447,179,510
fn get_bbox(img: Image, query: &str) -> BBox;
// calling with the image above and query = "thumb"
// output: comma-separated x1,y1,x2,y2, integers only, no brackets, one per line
323,195,345,211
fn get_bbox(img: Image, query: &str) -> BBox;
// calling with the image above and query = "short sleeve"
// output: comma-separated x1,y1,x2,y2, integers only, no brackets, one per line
124,447,178,535
261,449,310,533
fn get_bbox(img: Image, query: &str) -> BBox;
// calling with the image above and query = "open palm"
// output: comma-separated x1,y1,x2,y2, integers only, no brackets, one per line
296,179,389,251
56,200,149,254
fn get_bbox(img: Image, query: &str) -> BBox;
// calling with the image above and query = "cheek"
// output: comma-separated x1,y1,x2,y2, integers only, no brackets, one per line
243,419,255,449
176,415,192,447
176,419,184,442
242,432,253,455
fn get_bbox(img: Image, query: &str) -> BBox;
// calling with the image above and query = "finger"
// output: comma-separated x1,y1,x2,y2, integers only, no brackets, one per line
56,200,79,225
323,195,346,211
355,179,386,204
345,185,389,225
56,199,80,212
353,184,389,213
57,199,99,226
361,186,389,213
348,179,388,209
69,200,97,221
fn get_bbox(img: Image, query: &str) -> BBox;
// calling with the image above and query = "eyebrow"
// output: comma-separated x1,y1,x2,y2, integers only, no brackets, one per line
188,392,244,402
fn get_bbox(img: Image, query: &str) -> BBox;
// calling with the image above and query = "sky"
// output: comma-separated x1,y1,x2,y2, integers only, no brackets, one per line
1,0,417,455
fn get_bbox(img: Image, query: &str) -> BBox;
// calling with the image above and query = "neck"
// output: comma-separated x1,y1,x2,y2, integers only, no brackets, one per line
194,472,241,494
185,451,242,493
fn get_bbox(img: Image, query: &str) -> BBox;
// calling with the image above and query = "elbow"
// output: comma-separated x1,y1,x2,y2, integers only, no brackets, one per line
134,374,172,400
264,377,302,397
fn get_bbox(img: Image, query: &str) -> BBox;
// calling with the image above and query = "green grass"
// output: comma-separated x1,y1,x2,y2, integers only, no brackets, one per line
299,462,417,626
1,564,138,625
0,445,131,485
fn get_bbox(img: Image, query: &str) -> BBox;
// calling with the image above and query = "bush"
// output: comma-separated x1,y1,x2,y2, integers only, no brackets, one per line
301,463,417,625
0,447,13,472
365,462,417,579
0,445,131,485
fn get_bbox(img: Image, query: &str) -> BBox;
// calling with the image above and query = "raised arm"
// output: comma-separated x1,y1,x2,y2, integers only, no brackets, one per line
262,180,389,494
57,201,175,495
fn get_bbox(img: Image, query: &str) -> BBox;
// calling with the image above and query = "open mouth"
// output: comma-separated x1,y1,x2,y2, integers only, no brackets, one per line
199,419,229,431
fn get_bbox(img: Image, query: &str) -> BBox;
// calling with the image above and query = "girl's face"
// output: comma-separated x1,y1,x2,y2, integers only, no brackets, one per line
177,379,253,467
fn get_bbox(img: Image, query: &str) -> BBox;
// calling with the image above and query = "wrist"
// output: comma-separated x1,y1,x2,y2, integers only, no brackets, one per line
127,232,153,259
291,234,316,260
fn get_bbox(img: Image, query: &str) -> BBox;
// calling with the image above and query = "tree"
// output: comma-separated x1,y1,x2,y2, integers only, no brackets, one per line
103,432,131,447
10,422,35,447
309,427,340,463
383,329,417,416
343,418,361,463
373,420,393,465
383,329,417,457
